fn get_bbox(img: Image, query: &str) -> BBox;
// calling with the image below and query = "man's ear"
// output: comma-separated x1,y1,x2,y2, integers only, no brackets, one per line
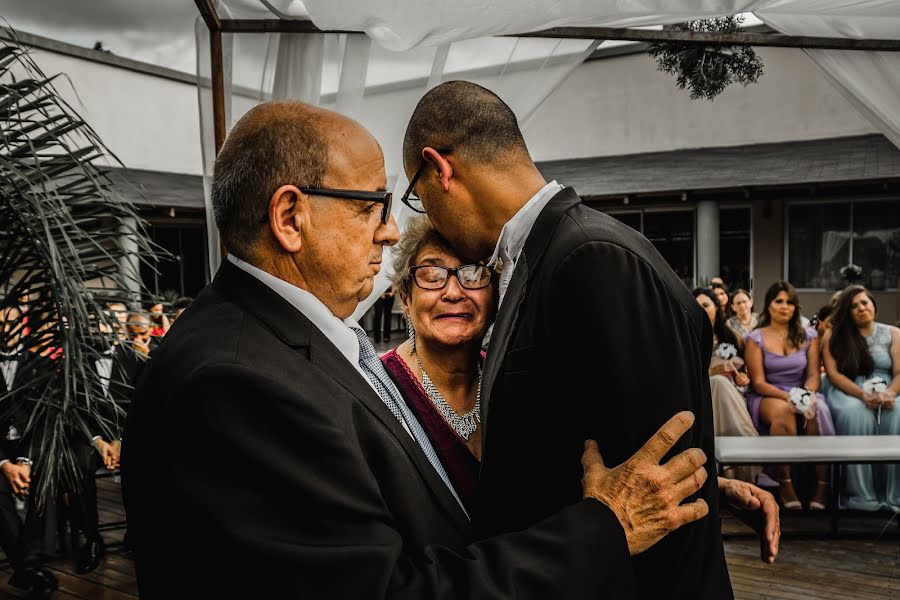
422,147,453,192
268,184,305,253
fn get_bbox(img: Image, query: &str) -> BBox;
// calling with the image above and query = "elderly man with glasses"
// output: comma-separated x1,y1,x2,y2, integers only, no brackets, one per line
123,99,717,599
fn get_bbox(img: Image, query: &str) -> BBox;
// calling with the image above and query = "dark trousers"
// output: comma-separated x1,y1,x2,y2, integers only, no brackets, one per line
69,440,101,542
0,463,53,570
372,296,395,341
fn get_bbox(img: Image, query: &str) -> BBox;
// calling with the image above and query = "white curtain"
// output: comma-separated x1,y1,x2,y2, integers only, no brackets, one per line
757,1,900,149
199,3,598,319
198,0,900,301
299,0,900,146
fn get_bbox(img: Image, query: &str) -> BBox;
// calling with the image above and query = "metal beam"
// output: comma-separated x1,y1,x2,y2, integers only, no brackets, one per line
193,0,221,32
515,26,900,52
209,29,227,153
216,18,900,52
220,19,357,34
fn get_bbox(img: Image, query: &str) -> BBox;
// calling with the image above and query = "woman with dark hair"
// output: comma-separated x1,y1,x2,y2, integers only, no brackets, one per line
710,282,733,318
694,289,758,480
745,281,835,509
823,285,900,511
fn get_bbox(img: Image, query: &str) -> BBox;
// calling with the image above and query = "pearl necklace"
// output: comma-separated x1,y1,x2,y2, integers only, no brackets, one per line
415,354,481,441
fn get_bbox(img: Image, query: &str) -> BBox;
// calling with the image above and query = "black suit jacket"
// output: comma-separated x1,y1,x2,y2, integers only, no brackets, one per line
122,259,634,599
477,188,732,599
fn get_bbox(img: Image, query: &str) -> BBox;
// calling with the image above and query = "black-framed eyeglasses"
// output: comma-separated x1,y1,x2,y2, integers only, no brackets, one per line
261,187,393,224
400,148,452,214
409,264,494,291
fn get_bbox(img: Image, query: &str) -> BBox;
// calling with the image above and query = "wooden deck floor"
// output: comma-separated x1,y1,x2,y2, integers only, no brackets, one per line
0,479,896,599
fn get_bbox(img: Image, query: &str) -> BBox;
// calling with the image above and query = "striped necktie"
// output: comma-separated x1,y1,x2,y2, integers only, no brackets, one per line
351,327,467,514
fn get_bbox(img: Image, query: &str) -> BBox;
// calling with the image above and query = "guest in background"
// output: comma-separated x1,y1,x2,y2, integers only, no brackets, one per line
126,313,155,358
813,305,834,342
372,289,396,344
0,318,59,598
170,297,193,322
147,304,169,338
694,289,758,482
745,281,834,510
823,285,900,511
727,289,757,339
711,282,733,318
382,217,496,510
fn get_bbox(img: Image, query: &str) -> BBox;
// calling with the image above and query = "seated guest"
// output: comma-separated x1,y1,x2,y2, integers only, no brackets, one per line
823,285,900,511
745,281,835,510
727,289,757,339
382,217,496,510
711,282,733,318
693,289,756,437
147,304,169,338
0,322,58,597
694,289,758,483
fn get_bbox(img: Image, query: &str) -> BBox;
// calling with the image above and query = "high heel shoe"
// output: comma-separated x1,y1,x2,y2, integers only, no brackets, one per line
780,478,802,509
810,481,829,511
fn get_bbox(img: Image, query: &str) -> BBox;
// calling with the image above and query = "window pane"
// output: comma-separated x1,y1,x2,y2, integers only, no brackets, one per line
643,211,694,288
787,203,850,289
610,212,641,232
719,207,751,292
853,200,900,290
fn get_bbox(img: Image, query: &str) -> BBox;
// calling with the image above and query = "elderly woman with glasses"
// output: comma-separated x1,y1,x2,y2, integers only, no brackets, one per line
381,216,497,512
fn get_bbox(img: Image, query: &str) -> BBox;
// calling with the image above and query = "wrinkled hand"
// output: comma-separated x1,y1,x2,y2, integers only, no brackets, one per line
581,411,709,556
1,461,30,496
734,372,750,387
719,477,780,564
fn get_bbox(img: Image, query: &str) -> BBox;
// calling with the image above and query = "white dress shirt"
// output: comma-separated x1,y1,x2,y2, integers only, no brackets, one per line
227,254,373,389
488,180,564,305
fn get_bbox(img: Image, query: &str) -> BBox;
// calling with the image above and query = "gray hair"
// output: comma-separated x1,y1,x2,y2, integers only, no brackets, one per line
211,101,329,259
390,216,455,299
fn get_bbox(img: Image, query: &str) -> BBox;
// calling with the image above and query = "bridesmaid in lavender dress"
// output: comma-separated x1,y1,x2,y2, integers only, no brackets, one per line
745,281,835,511
380,217,497,512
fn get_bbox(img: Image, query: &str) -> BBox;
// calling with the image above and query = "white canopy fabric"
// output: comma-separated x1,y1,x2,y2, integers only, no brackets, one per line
199,0,900,315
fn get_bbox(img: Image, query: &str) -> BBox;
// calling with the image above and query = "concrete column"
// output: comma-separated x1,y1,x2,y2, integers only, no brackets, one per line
118,217,142,308
696,200,720,286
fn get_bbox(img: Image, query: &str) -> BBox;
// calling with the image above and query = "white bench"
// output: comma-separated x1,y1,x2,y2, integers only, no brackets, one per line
715,435,900,465
715,435,900,534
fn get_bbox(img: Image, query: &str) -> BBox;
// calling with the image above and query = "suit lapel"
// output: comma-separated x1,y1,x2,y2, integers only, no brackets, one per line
213,260,471,531
480,253,528,446
308,331,471,530
481,188,583,450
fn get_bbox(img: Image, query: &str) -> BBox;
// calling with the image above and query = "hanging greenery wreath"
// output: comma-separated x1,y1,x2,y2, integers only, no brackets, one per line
648,15,764,101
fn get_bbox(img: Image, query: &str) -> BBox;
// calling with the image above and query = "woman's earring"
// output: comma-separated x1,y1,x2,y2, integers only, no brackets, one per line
406,315,416,353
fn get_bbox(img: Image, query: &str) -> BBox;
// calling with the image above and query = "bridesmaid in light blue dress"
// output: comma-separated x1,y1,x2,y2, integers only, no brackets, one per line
823,285,900,511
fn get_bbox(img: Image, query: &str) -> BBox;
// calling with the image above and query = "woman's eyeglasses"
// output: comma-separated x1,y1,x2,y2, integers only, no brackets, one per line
409,264,494,290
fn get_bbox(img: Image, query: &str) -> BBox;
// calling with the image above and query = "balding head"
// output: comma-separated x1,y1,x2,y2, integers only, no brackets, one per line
403,80,530,176
212,100,336,258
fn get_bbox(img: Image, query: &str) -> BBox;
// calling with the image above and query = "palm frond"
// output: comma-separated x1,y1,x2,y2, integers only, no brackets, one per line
0,29,164,505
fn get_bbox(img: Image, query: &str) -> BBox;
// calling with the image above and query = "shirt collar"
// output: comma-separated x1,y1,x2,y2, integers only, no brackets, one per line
226,254,363,368
488,180,563,267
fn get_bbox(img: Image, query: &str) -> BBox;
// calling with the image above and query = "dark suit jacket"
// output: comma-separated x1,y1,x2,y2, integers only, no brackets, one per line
122,259,634,599
477,188,732,599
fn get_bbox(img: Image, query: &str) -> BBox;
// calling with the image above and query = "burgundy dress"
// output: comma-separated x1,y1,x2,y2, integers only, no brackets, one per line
381,349,480,512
